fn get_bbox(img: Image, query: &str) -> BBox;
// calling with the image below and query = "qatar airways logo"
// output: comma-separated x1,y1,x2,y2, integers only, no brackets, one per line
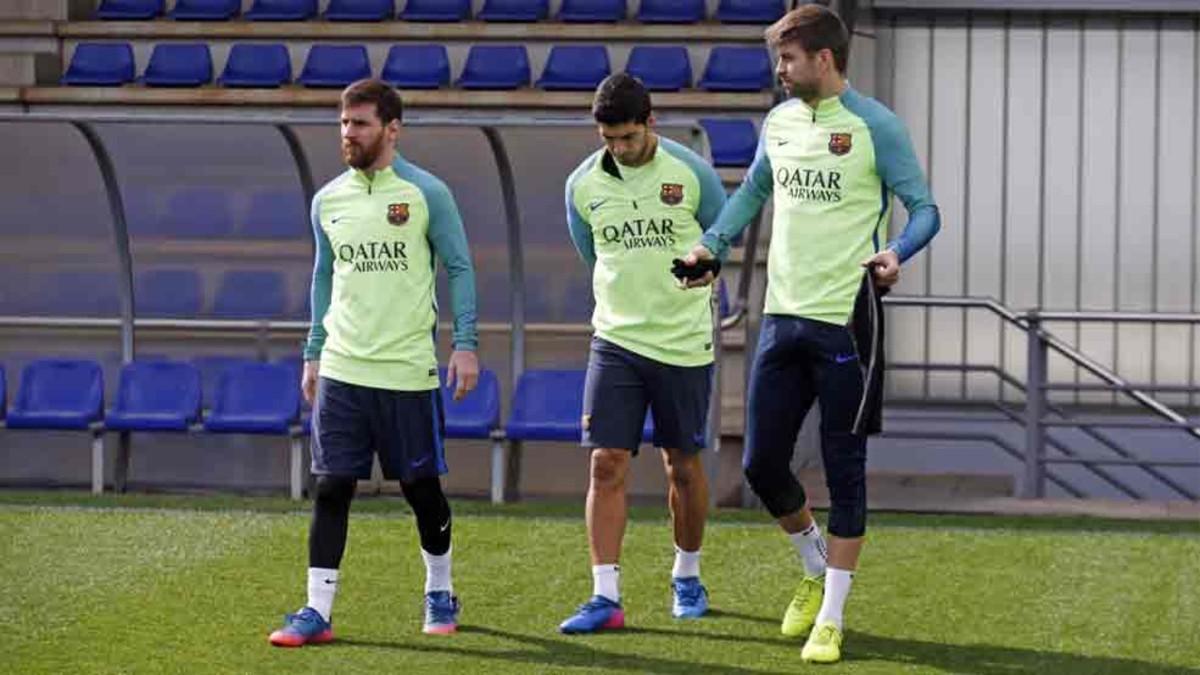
599,218,678,250
336,241,410,272
776,167,843,203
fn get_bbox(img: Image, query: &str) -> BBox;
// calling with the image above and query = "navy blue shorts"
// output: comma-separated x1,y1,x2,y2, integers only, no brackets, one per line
743,315,867,489
311,376,446,482
582,337,712,454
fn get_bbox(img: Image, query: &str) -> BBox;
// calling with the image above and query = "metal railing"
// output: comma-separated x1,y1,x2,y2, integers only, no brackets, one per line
881,296,1200,500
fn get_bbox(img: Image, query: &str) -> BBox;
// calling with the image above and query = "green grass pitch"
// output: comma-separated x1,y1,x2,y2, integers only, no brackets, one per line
1,491,1198,674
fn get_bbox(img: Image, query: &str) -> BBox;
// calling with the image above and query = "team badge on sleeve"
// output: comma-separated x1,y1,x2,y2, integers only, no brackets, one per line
829,133,852,156
660,183,684,205
387,203,410,226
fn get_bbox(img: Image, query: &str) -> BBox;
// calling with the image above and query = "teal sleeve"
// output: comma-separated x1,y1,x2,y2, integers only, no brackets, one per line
424,181,479,352
304,194,332,361
871,115,940,262
565,182,595,269
658,137,728,232
843,89,941,262
699,130,772,260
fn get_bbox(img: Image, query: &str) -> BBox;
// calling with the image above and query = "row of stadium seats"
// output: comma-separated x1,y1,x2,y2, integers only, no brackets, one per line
64,42,774,92
4,269,305,319
0,360,645,497
95,0,785,24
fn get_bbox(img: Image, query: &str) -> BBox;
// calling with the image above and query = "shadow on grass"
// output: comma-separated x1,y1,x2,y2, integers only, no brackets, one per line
337,623,1199,675
843,630,1200,675
337,624,794,675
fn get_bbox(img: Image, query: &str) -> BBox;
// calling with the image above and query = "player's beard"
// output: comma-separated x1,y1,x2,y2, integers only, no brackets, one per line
342,132,386,170
785,78,821,102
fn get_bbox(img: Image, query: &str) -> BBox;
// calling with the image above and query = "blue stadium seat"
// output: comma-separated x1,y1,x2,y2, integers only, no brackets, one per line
0,364,6,420
505,369,584,441
192,355,257,410
61,43,136,86
505,369,651,442
298,45,372,88
241,190,306,238
478,0,548,21
96,0,164,19
219,43,292,88
212,270,288,319
171,0,240,20
6,359,103,430
399,0,470,21
636,0,704,23
558,0,624,22
142,44,213,87
698,46,773,91
245,0,317,20
537,46,610,91
6,359,106,492
699,118,758,167
457,46,530,90
205,362,299,434
136,269,204,318
715,0,784,23
382,45,450,89
204,361,305,498
325,0,394,20
154,188,235,237
626,45,691,91
106,361,202,432
439,367,501,439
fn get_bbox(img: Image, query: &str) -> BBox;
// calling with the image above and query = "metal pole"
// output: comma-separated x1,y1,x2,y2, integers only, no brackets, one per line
481,126,524,502
1024,313,1047,498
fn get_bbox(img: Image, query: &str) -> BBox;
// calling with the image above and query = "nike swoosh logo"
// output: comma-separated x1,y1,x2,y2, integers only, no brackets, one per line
834,353,857,364
776,140,790,146
587,199,609,211
330,217,343,224
323,578,337,585
439,520,451,532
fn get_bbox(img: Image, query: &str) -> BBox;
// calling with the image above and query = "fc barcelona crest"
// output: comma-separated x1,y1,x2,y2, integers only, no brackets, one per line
660,183,684,205
387,203,410,226
829,133,852,156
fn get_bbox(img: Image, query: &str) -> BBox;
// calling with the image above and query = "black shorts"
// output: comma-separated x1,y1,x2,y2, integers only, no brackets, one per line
311,376,446,482
582,337,712,454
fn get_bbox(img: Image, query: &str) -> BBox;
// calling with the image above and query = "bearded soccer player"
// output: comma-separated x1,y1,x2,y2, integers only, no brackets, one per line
269,79,479,646
557,73,728,634
683,6,940,664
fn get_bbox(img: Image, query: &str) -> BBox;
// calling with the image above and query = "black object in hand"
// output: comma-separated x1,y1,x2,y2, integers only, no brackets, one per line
671,257,721,281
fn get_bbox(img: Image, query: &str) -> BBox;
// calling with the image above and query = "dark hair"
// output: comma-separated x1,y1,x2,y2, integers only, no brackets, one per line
340,78,404,125
765,4,850,73
591,73,652,125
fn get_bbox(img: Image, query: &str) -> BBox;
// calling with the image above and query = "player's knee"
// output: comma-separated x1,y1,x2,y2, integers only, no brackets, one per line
743,463,806,518
826,465,867,538
663,451,702,489
590,449,629,490
401,476,449,517
314,475,355,505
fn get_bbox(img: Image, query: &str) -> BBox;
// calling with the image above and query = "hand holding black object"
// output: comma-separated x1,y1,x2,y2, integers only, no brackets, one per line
671,257,721,281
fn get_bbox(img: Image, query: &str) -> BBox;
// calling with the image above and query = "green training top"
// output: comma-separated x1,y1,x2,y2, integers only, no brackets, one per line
304,156,478,391
701,87,940,325
566,136,727,367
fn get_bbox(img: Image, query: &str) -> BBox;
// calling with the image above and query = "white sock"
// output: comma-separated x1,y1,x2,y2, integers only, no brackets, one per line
672,545,701,579
306,567,339,622
788,522,828,578
422,547,453,594
592,564,620,603
815,567,854,630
